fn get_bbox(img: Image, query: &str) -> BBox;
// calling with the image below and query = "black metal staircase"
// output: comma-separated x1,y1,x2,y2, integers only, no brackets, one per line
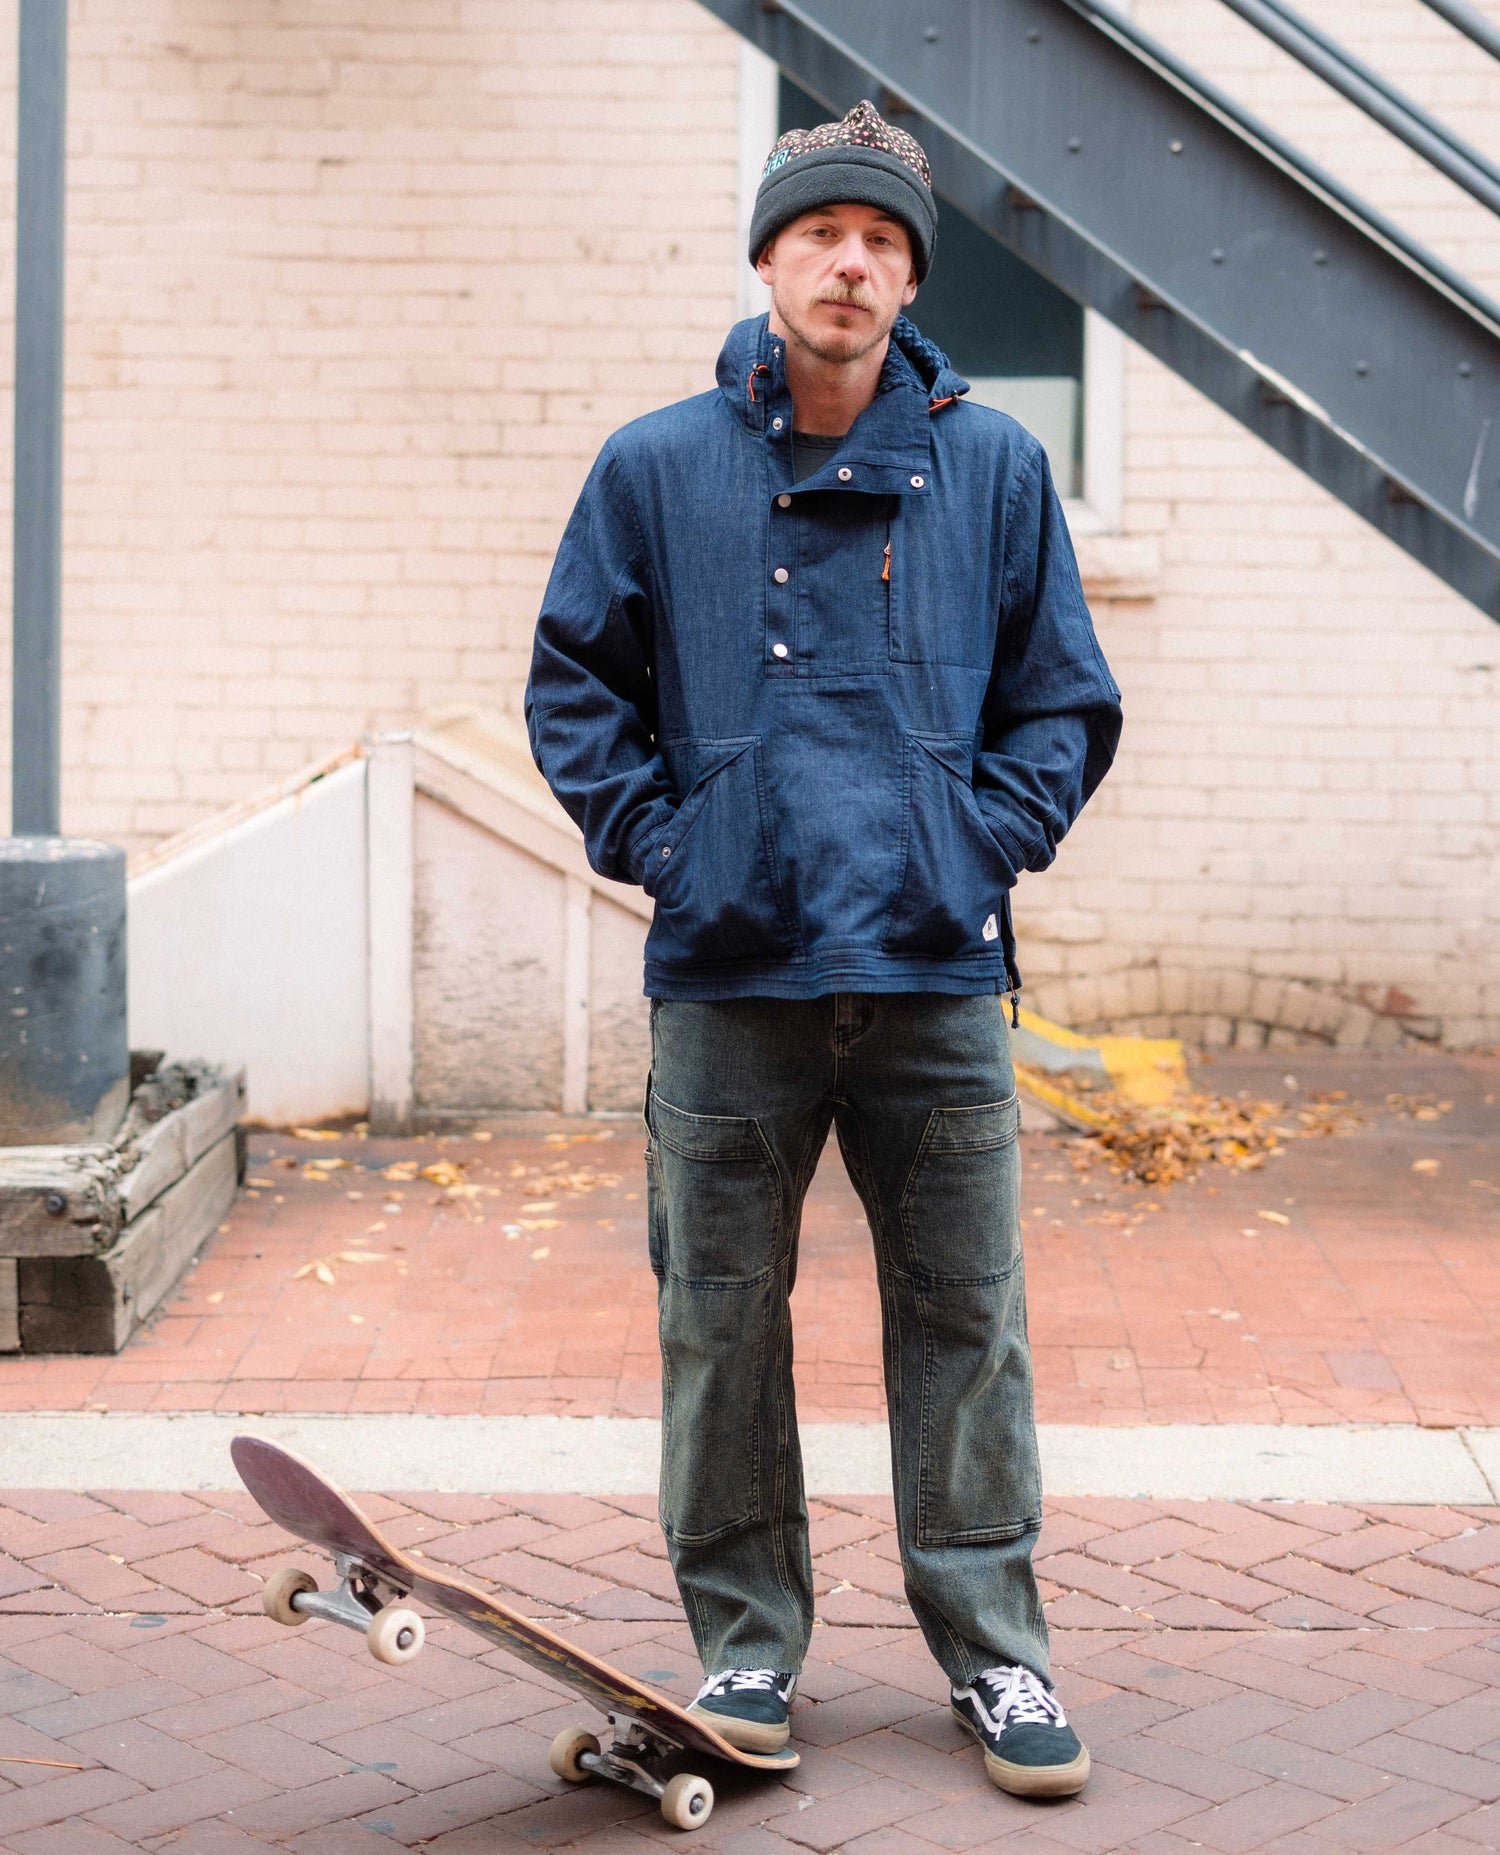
701,0,1500,622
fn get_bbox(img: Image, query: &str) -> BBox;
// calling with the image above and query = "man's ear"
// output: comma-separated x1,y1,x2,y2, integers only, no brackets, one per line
755,238,775,285
902,268,919,307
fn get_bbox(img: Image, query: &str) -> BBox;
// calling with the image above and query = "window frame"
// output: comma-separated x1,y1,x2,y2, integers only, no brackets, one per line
735,40,1123,534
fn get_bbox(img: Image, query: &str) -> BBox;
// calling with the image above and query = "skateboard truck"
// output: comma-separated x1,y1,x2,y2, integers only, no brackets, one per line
552,1717,715,1830
261,1552,427,1666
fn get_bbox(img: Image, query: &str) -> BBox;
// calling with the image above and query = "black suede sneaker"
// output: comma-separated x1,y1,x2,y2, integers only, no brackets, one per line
951,1665,1091,1797
688,1668,798,1752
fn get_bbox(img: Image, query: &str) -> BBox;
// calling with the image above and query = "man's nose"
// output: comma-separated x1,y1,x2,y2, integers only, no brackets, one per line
834,237,869,280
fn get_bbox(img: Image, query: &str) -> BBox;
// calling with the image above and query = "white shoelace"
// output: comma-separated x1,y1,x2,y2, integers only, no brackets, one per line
695,1667,782,1703
970,1664,1068,1731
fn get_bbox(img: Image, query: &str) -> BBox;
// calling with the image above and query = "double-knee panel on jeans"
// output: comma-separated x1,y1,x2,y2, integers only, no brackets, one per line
648,1090,785,1548
897,1092,1041,1548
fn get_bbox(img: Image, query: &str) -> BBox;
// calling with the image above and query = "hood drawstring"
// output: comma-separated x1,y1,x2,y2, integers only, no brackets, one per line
747,362,771,403
1001,895,1023,1028
929,393,958,413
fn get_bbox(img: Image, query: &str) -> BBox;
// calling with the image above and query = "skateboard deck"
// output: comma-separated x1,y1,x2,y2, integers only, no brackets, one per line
231,1435,797,1828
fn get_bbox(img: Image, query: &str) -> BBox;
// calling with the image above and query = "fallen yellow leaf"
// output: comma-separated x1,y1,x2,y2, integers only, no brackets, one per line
421,1160,467,1187
1412,1158,1441,1174
334,1251,387,1264
520,1200,558,1213
291,1127,341,1141
383,1161,419,1181
531,1246,551,1259
1256,1209,1291,1226
205,1290,225,1304
518,1217,560,1231
304,1168,330,1182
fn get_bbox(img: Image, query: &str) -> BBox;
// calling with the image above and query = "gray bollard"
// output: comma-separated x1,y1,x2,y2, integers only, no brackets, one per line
0,838,128,1144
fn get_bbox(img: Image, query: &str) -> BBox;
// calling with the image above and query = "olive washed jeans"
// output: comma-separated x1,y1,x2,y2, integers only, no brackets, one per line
643,992,1051,1687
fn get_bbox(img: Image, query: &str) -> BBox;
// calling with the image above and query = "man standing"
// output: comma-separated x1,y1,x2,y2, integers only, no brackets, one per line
526,100,1120,1800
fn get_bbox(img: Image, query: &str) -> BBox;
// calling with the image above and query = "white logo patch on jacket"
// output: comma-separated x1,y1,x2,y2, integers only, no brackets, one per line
982,912,999,941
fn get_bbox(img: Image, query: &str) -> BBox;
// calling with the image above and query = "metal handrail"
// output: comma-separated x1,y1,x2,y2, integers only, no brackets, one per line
1417,0,1500,66
1060,0,1500,334
1215,0,1500,218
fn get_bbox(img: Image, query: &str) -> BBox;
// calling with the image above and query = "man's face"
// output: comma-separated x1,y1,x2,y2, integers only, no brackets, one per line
757,201,918,365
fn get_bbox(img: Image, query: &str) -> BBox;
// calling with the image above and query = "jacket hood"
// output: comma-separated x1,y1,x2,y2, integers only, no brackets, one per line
715,312,969,432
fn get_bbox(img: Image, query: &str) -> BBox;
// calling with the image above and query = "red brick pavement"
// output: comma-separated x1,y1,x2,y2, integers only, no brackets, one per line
0,1489,1497,1850
0,1049,1493,1428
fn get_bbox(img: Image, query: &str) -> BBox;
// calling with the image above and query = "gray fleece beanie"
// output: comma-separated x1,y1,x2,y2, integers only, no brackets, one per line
748,99,937,282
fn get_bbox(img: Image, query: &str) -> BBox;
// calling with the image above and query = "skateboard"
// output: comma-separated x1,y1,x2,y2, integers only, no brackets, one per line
230,1435,798,1832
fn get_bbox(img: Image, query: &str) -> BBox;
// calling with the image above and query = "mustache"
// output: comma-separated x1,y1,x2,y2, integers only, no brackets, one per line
815,290,877,312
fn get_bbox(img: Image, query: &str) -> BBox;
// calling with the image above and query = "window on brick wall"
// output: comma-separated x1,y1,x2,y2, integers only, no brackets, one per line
737,51,1123,528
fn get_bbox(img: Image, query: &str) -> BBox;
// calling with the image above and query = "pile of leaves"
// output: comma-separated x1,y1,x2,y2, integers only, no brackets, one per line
1076,1088,1363,1187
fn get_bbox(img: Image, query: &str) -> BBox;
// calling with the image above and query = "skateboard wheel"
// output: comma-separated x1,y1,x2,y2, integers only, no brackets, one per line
262,1566,317,1627
660,1772,714,1830
367,1602,425,1665
548,1725,600,1782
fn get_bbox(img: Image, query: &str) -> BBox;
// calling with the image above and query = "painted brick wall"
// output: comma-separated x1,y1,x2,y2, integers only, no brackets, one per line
0,0,1496,1042
0,0,742,844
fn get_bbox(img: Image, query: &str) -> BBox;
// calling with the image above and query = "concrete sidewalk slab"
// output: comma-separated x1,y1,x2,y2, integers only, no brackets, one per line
1,1411,1495,1502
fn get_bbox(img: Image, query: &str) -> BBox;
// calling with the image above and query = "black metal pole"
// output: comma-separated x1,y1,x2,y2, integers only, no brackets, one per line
12,0,67,836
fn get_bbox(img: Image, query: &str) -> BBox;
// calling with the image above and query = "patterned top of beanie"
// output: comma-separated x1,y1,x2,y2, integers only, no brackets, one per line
761,98,931,188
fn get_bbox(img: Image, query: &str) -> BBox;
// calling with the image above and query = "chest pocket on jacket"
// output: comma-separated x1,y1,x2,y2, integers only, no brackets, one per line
887,514,999,670
792,494,892,674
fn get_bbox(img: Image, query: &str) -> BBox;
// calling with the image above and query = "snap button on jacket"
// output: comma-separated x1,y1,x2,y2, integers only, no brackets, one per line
525,313,1123,1002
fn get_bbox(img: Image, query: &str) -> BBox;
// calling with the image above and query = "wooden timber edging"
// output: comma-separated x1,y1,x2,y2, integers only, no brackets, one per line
18,1132,240,1354
0,1062,244,1256
0,1060,246,1353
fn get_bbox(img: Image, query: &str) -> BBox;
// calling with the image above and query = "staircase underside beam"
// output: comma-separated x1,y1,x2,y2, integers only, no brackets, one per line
706,0,1500,621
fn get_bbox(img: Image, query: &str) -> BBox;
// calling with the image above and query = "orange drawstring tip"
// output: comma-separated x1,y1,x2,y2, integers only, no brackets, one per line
882,541,891,583
929,394,956,413
747,363,770,402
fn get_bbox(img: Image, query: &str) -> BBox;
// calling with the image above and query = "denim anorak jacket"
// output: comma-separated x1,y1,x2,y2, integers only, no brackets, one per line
525,313,1122,1005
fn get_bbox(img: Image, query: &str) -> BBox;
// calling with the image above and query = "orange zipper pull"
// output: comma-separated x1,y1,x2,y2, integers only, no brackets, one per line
882,540,891,583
